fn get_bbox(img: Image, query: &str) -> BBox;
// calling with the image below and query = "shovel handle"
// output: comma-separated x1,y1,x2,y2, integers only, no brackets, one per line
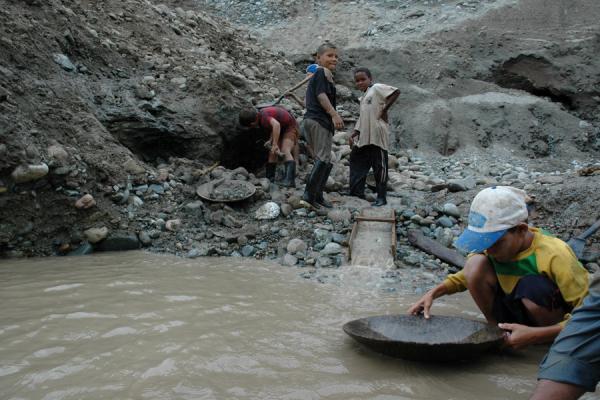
271,76,313,106
577,219,600,240
282,75,312,95
273,94,285,105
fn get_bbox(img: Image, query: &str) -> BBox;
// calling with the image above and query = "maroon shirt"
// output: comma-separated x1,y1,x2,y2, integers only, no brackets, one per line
258,106,298,134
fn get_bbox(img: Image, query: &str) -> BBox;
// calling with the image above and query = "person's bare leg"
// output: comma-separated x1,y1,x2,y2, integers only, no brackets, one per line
521,298,565,327
280,136,295,162
530,379,586,400
463,254,499,324
293,142,300,165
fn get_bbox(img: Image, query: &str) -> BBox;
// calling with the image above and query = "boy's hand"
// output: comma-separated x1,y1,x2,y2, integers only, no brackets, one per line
499,323,537,349
379,109,389,123
332,113,344,130
270,144,280,155
348,130,360,147
407,292,435,319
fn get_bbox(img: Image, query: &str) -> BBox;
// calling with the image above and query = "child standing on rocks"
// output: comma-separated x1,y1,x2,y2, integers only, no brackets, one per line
348,67,400,206
238,105,299,187
408,186,589,349
300,43,343,209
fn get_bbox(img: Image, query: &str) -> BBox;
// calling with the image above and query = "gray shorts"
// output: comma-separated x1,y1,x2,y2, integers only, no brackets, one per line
303,118,332,162
537,278,600,392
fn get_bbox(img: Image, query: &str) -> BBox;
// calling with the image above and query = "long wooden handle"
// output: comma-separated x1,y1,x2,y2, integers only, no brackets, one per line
578,219,600,240
282,75,312,94
272,94,285,105
268,76,313,106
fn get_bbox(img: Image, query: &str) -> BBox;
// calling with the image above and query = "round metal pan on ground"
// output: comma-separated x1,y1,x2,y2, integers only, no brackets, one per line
343,315,504,362
196,179,256,203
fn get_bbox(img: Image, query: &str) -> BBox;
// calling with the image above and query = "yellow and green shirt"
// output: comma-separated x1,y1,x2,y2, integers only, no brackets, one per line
443,227,589,325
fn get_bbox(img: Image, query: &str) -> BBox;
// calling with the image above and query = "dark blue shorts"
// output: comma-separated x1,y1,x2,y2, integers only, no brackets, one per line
538,278,600,392
492,275,569,325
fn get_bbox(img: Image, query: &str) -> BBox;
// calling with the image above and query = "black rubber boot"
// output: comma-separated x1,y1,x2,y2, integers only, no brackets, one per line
372,181,387,207
265,163,276,182
280,161,296,188
348,147,369,200
300,162,321,209
341,189,366,200
316,162,333,208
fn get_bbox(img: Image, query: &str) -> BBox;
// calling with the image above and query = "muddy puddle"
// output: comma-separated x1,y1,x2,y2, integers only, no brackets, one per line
1,252,595,399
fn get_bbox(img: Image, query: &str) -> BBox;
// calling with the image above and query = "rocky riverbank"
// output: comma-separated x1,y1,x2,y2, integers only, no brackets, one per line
6,132,598,284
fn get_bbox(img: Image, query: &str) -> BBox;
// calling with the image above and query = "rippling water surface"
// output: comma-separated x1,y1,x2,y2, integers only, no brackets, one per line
0,252,584,399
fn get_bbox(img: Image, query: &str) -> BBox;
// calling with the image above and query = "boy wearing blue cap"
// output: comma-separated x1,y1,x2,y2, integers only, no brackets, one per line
408,186,589,348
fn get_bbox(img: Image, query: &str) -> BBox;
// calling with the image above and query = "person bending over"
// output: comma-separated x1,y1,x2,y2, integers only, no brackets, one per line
408,186,589,349
239,105,299,187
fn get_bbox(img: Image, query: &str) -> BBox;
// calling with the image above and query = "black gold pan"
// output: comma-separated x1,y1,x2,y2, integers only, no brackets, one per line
343,315,504,362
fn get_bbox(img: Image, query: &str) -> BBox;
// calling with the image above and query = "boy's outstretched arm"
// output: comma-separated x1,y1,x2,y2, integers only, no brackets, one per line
317,93,344,130
269,119,281,154
499,323,562,349
407,282,448,319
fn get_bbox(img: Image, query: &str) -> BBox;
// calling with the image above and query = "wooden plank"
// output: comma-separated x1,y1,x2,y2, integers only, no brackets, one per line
349,208,396,267
348,221,358,259
407,230,466,268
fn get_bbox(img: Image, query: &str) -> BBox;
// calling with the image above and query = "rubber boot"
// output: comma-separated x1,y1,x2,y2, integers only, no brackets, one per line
316,162,333,208
280,161,296,188
265,163,276,182
372,181,387,207
300,162,321,209
341,188,366,200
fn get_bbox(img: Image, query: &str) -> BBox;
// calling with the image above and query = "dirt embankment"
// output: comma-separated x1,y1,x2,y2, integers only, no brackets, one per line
202,0,600,160
0,0,304,256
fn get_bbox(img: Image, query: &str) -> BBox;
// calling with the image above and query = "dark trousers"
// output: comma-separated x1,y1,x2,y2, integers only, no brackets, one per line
349,144,388,197
492,275,570,325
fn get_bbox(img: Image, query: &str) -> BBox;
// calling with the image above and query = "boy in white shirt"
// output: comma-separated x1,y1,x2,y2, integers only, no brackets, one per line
348,67,400,206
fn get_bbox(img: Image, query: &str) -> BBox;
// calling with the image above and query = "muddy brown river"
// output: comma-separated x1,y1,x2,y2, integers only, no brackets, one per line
1,252,596,399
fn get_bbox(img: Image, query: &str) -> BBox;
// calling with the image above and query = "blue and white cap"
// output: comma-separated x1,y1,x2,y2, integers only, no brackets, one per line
455,186,529,253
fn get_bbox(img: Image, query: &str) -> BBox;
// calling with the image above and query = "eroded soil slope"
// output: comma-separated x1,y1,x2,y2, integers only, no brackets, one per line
0,0,303,255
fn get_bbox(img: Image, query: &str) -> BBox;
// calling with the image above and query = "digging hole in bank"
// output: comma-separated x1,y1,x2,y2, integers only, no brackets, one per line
106,124,192,163
490,54,576,110
105,116,270,172
220,127,270,171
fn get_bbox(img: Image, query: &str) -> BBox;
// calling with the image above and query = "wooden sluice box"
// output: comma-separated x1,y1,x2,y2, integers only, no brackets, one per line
348,208,396,267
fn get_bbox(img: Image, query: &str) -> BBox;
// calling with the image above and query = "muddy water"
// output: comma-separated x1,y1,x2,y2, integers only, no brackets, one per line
0,252,581,400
